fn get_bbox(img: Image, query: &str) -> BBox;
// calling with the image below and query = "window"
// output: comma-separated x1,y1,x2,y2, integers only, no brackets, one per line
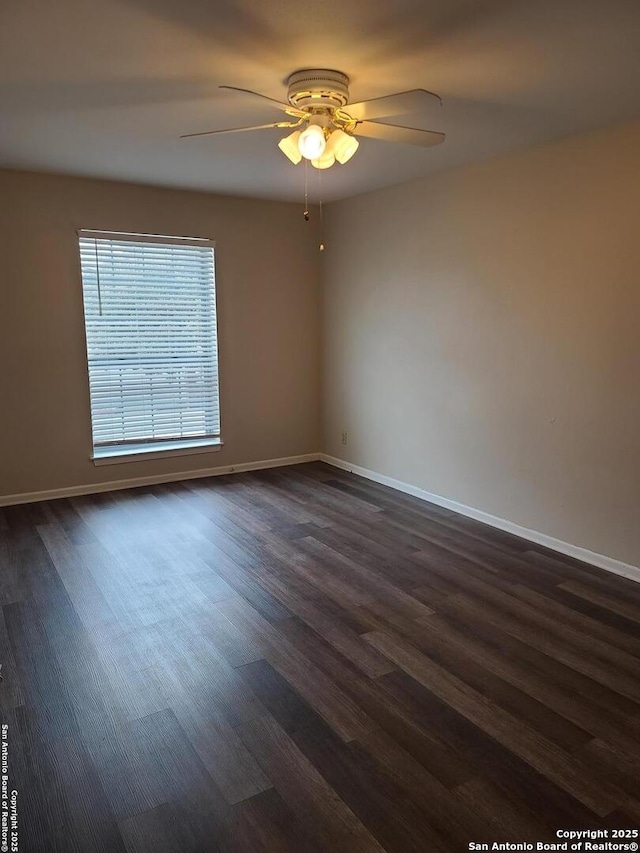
78,230,220,462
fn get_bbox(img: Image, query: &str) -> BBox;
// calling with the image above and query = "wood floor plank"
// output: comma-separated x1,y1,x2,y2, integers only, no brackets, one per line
320,475,456,520
311,523,464,592
285,713,466,853
512,583,640,656
140,614,266,728
84,719,170,823
560,579,640,624
36,522,122,643
50,733,129,853
236,714,386,853
230,555,396,677
187,596,265,668
447,589,640,704
148,652,272,805
240,650,515,852
348,727,504,850
454,776,556,842
0,605,25,709
410,550,640,701
216,787,326,853
4,600,80,741
526,550,640,601
0,539,25,606
134,707,229,797
107,708,230,848
579,739,640,805
410,611,640,756
431,590,640,728
118,801,216,853
181,524,293,623
273,616,483,789
395,615,595,752
217,596,376,741
300,535,435,620
378,669,616,831
364,629,622,816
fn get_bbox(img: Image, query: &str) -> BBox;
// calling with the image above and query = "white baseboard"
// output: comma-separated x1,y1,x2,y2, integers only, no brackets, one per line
319,454,640,585
0,453,321,507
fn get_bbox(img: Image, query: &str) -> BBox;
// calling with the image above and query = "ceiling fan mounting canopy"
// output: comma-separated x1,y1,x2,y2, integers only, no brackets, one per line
286,69,350,110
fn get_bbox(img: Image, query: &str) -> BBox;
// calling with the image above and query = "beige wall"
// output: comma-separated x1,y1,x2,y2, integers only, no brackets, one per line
0,170,320,497
322,120,640,567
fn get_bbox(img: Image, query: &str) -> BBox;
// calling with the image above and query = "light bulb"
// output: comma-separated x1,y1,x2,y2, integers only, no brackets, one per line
278,131,302,164
298,124,326,160
311,150,335,170
330,129,359,164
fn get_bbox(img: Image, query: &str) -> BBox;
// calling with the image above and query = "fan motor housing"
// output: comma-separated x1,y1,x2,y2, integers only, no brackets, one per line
287,69,350,110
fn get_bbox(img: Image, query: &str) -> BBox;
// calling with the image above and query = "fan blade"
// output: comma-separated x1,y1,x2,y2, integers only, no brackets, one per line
180,121,297,139
354,120,445,147
219,85,307,118
346,89,441,122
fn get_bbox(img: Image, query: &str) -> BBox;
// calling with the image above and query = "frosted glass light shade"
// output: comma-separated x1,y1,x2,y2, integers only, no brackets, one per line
311,151,335,169
278,131,302,164
298,124,326,160
331,129,359,164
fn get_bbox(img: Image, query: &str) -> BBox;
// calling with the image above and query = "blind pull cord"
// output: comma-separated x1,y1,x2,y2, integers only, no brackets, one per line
94,238,103,316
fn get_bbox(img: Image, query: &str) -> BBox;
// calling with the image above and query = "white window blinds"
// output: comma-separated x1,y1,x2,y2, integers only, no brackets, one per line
78,231,220,450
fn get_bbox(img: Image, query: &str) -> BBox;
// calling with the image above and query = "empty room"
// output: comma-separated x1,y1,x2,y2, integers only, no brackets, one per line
1,0,639,850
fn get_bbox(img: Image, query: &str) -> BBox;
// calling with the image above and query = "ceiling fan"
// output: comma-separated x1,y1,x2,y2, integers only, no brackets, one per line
181,69,445,170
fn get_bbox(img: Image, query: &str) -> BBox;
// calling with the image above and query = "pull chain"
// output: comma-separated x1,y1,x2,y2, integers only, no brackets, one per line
318,167,325,252
303,159,309,221
301,159,325,252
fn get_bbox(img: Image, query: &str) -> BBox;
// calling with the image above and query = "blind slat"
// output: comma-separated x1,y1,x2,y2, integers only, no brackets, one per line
79,235,220,447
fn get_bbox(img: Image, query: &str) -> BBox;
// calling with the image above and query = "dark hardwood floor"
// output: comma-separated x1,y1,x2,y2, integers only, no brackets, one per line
1,461,639,852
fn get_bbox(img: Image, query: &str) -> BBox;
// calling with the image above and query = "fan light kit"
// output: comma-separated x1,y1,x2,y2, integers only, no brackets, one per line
181,69,445,172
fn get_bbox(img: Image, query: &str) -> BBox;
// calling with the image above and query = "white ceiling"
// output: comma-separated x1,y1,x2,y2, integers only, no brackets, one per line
1,0,639,202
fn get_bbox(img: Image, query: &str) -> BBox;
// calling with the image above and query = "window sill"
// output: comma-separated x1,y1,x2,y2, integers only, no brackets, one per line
92,437,223,466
